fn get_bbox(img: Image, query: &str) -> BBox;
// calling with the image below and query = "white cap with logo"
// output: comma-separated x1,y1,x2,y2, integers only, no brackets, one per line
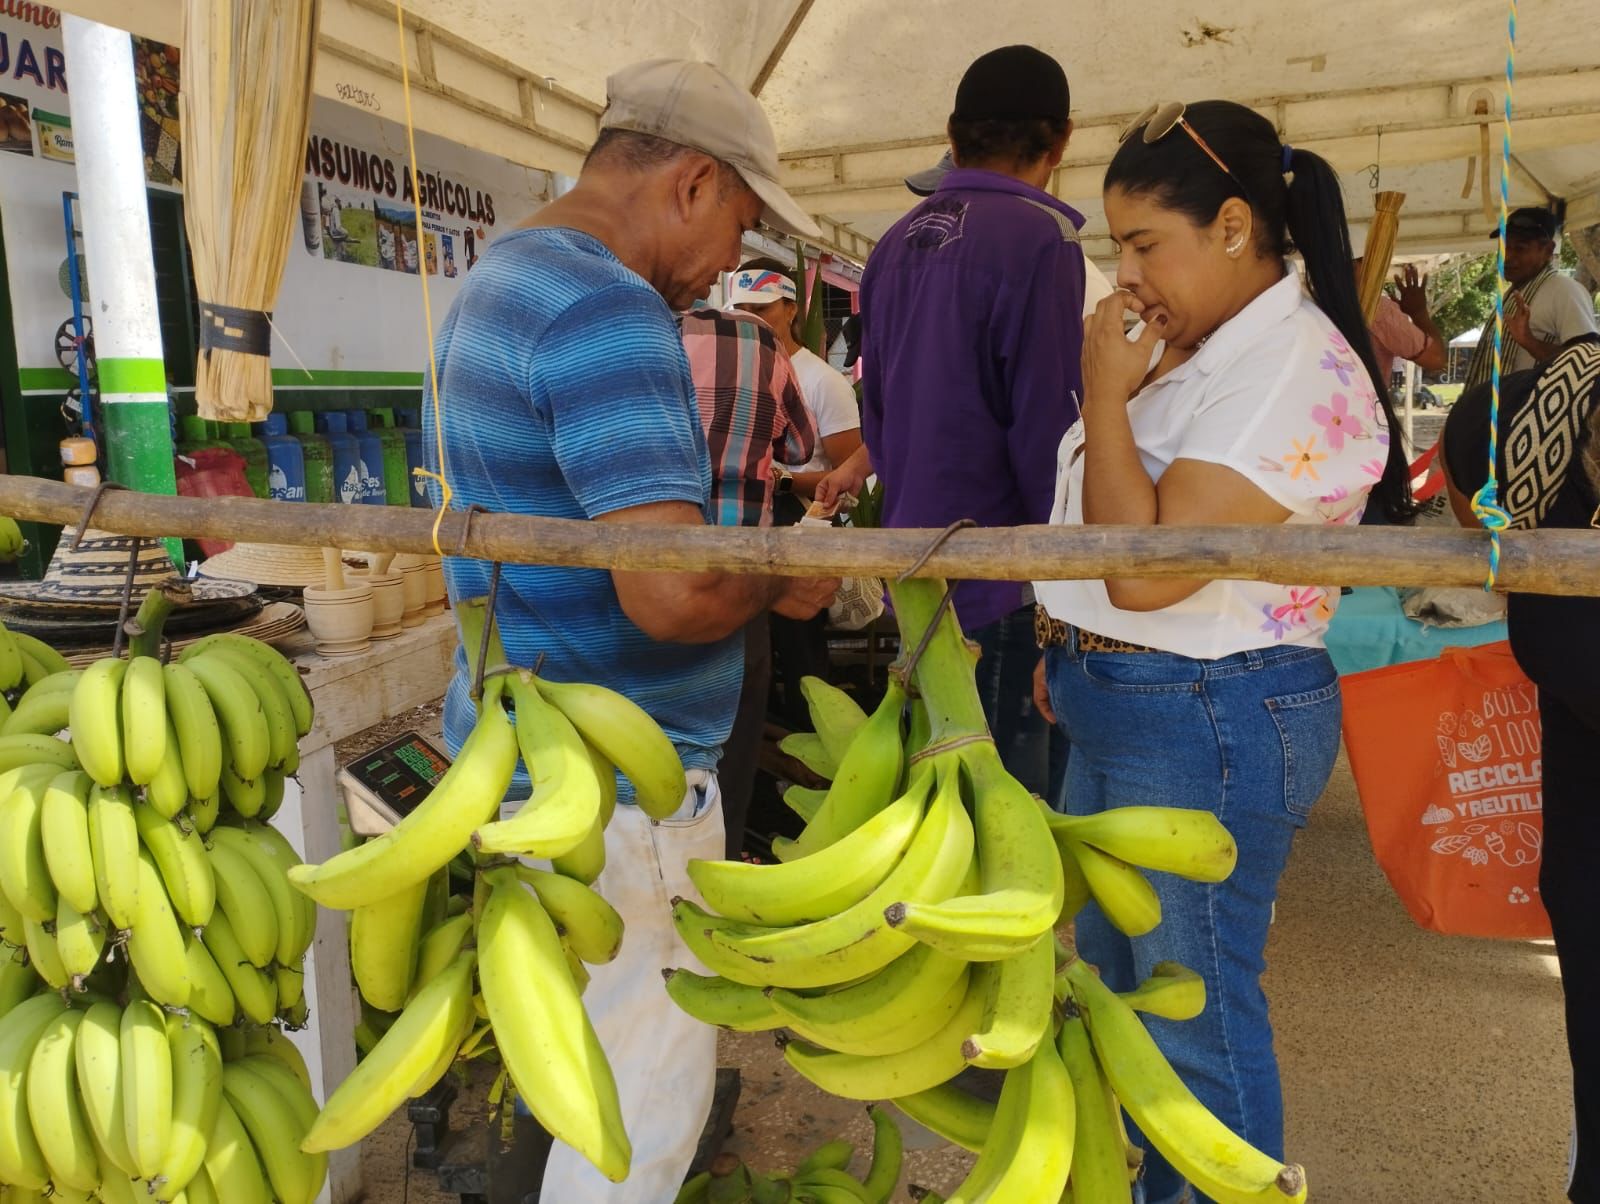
599,59,822,240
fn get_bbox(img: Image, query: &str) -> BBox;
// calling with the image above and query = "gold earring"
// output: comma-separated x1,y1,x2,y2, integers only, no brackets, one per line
1226,238,1245,257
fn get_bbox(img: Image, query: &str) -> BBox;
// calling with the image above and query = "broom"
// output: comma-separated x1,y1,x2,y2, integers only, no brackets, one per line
1356,190,1406,324
180,0,321,422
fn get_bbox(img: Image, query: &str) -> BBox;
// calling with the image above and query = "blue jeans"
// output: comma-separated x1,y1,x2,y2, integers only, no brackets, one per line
972,605,1066,806
1045,637,1342,1204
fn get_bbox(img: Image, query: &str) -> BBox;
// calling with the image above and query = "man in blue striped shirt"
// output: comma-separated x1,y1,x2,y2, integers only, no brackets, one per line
425,60,834,1201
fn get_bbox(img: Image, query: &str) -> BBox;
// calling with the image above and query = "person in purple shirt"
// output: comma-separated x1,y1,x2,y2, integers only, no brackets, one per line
817,44,1086,798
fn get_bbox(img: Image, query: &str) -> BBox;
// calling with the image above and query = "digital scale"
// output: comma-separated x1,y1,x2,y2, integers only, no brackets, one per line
337,731,451,836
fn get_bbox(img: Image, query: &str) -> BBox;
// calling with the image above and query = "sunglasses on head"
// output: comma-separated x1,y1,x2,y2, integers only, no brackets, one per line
1119,101,1250,196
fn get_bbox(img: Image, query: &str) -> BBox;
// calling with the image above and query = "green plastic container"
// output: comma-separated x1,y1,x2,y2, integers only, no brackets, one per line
175,415,229,457
366,409,412,507
286,411,335,505
221,422,270,499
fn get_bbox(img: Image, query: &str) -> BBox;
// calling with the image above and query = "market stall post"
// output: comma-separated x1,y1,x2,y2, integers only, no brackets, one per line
272,614,458,1204
58,15,179,563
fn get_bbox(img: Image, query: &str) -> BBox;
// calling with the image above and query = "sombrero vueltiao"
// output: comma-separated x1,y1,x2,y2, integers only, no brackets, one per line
0,528,255,608
197,542,332,589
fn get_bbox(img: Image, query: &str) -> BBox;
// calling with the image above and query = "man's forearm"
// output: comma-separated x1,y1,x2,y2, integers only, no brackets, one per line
1516,330,1563,361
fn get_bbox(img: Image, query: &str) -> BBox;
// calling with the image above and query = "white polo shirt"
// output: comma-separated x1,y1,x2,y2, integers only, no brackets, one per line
1034,271,1388,660
789,347,861,474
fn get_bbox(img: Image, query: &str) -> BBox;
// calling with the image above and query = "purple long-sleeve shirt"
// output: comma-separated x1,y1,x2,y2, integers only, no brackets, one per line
860,168,1086,632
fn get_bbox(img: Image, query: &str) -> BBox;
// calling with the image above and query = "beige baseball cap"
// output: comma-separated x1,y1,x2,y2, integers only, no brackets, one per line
599,59,822,240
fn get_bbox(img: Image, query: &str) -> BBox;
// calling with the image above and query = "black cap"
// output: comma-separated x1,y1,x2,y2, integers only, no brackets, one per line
951,46,1070,124
1491,207,1558,241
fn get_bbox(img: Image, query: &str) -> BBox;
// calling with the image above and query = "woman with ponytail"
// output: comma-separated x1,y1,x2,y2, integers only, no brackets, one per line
1031,99,1412,1203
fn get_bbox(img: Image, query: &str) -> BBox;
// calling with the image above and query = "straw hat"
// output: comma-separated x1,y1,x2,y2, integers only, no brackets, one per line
199,542,332,589
0,529,254,608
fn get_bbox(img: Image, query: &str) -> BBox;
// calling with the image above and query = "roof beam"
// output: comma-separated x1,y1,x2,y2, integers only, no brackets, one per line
783,69,1600,218
751,0,815,97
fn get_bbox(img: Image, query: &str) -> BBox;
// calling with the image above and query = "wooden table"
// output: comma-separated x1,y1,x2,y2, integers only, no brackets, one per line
274,614,457,1203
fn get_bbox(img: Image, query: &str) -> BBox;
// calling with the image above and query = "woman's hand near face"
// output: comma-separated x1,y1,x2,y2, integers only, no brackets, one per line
1082,290,1167,412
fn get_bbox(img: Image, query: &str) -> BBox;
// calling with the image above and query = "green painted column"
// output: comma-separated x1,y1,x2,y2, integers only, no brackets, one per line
61,17,181,567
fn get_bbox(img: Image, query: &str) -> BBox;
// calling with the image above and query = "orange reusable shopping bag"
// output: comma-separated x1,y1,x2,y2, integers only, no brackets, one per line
1340,641,1551,939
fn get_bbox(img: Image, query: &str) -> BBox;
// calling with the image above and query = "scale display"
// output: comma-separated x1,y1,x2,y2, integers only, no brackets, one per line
340,731,449,822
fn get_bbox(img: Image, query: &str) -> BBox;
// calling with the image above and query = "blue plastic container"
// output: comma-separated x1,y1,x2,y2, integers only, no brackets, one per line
256,413,307,502
346,411,389,506
317,412,366,505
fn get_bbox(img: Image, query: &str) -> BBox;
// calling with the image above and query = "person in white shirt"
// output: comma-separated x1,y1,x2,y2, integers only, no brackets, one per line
1032,99,1414,1204
729,258,863,502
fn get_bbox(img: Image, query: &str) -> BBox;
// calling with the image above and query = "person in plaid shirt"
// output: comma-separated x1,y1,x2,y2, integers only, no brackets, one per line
680,302,817,527
680,299,818,856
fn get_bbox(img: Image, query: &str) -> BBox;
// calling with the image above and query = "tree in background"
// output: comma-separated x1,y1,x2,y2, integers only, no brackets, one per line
1429,241,1588,341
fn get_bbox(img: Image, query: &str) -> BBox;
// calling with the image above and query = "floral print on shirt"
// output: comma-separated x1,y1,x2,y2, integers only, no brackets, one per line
1254,330,1388,640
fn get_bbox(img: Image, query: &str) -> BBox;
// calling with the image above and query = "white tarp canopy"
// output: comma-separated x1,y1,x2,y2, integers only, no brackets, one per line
55,0,1600,266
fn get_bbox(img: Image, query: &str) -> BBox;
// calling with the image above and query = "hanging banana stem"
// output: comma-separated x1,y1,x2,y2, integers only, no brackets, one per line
125,579,189,659
886,577,991,746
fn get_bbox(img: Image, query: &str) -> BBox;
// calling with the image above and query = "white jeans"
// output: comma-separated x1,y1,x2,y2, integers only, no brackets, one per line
537,770,725,1203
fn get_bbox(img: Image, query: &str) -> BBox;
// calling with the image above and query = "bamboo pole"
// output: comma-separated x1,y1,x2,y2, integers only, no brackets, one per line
4,476,1598,597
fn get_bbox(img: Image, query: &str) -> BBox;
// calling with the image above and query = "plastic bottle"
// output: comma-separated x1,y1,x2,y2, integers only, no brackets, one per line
221,422,270,499
287,411,335,504
255,413,307,502
366,408,412,507
318,411,366,505
345,410,389,506
400,408,431,508
175,415,229,457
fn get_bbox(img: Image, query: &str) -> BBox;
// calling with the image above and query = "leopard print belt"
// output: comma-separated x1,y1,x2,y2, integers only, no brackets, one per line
1033,605,1158,654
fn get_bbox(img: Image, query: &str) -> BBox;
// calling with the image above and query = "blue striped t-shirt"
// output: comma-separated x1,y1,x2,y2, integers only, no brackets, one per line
424,227,742,791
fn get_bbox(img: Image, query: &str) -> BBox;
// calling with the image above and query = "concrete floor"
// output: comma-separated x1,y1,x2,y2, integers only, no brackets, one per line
357,745,1574,1202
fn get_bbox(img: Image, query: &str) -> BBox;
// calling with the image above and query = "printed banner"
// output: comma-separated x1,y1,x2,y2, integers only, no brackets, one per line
300,133,501,277
0,6,180,182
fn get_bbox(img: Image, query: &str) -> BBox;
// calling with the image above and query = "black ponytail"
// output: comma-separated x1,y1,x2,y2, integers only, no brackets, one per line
1282,147,1415,522
1105,101,1416,523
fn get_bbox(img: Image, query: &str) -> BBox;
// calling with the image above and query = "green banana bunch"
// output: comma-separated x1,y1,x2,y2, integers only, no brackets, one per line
889,1080,995,1154
0,518,28,564
1063,958,1308,1204
778,731,837,781
662,968,783,1032
288,678,519,909
683,762,971,990
781,680,906,860
798,676,868,767
0,621,26,694
766,943,969,1057
781,962,990,1100
11,634,69,682
687,770,926,926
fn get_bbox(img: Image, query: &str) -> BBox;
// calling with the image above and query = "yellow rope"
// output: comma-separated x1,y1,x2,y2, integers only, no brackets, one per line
394,0,451,555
